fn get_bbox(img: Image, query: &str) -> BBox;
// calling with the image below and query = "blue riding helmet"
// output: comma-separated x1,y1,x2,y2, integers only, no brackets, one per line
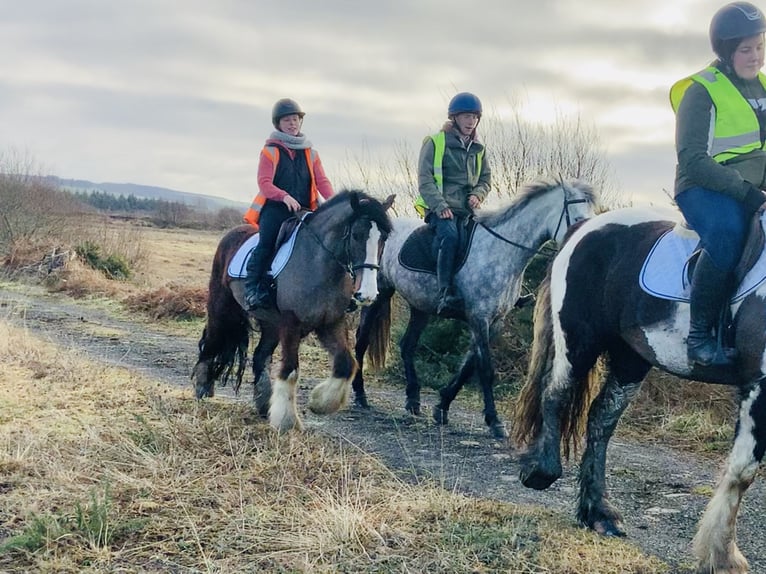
710,2,766,59
448,92,482,118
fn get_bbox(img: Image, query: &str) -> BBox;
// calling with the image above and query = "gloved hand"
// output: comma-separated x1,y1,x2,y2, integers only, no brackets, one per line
742,183,766,214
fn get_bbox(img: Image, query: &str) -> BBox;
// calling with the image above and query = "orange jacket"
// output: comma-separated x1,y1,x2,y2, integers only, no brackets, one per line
243,144,334,229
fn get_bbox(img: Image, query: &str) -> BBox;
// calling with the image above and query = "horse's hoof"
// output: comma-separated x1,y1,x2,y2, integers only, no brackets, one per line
591,520,626,538
195,386,214,399
519,455,562,490
354,394,370,409
405,400,421,416
432,404,449,425
489,421,508,439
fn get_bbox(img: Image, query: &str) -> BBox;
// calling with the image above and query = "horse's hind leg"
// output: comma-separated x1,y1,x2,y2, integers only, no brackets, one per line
252,321,279,418
577,344,649,537
693,378,766,574
433,348,476,426
400,306,430,415
309,321,357,415
269,314,303,432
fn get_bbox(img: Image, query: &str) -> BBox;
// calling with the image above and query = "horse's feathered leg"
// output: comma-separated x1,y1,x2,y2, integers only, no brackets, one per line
252,320,279,418
309,321,356,415
433,348,477,427
577,343,649,537
693,379,766,574
269,313,302,432
400,306,430,416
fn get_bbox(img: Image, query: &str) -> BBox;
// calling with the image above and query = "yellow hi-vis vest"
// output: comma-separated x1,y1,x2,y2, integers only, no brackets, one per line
413,131,484,217
670,66,766,163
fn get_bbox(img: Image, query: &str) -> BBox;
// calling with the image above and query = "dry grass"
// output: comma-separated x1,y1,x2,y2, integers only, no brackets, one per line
0,319,667,573
618,371,737,456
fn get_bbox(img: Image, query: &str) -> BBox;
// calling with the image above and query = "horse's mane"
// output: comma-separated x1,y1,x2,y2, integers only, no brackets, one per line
476,179,596,228
313,189,393,235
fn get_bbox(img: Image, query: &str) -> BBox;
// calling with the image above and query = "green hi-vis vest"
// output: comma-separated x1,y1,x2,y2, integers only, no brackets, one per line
413,131,485,217
670,66,766,163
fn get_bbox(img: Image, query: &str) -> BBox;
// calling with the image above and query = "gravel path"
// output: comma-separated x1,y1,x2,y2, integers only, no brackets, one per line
2,285,764,574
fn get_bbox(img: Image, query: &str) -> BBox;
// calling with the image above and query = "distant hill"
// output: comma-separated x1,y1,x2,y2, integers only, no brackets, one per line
47,176,249,212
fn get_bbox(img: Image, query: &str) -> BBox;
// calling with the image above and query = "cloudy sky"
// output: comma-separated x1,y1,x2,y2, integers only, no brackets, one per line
0,0,730,207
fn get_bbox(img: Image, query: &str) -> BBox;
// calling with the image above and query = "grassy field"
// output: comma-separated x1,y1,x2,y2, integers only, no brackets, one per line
0,220,683,572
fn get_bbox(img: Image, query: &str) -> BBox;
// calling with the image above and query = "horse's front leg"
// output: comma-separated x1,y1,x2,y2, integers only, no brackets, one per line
474,324,507,439
577,348,647,537
400,307,430,416
309,320,357,415
693,379,766,574
352,291,391,409
269,314,303,432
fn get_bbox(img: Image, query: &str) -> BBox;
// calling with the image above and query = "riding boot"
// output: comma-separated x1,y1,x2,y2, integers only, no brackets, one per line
436,244,462,315
244,249,274,311
687,252,737,366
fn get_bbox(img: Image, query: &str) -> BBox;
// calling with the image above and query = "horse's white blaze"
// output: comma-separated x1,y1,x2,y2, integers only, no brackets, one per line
693,385,760,574
269,370,302,432
356,223,381,304
308,371,354,415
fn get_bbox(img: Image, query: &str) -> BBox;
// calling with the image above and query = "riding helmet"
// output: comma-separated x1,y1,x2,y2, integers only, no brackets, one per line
710,2,766,60
272,98,305,128
447,92,483,118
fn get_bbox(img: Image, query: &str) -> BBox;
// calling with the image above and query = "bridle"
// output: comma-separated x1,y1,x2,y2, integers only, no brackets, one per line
300,215,381,282
477,187,589,253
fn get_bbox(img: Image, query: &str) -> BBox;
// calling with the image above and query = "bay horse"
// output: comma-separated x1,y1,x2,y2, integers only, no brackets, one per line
513,205,766,574
353,179,598,439
193,190,393,432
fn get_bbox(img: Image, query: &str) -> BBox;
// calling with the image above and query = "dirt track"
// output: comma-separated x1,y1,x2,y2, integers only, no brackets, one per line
2,285,765,574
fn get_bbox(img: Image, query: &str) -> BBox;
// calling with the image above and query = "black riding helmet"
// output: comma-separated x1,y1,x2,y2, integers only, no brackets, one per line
710,2,766,62
271,98,305,128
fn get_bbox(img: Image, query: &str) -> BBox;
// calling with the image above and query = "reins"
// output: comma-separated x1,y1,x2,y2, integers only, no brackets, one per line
476,188,588,252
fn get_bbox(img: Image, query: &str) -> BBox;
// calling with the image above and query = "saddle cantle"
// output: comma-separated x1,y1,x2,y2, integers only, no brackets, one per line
639,211,766,303
398,217,478,274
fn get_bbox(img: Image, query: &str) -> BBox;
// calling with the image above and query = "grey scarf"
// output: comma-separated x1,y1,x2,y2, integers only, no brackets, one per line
269,130,312,150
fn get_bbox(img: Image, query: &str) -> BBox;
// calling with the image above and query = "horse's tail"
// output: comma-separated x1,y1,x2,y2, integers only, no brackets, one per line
512,261,600,460
366,293,392,371
512,272,554,448
195,228,253,393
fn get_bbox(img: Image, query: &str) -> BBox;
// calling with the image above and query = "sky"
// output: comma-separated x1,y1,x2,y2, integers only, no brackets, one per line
0,0,732,208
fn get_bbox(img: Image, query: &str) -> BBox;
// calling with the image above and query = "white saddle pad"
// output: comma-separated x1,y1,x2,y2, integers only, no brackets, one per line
227,223,301,279
639,213,766,303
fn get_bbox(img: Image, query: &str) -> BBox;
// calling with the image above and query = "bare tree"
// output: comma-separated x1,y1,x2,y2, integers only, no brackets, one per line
0,148,82,261
336,94,624,215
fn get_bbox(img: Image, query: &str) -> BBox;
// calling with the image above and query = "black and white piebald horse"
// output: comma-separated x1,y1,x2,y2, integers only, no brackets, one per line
513,205,766,574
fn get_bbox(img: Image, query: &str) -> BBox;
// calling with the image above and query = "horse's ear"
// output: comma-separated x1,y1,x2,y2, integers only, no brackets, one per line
350,191,360,211
382,194,396,211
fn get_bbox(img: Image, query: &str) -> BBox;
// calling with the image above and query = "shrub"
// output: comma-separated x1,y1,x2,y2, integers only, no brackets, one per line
76,241,132,280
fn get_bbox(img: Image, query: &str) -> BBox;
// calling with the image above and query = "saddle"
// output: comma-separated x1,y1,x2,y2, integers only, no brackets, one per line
226,213,311,280
640,210,766,303
398,217,478,274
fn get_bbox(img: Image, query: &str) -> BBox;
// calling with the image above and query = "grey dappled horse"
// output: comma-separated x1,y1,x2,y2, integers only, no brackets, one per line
514,206,766,574
353,180,598,438
193,190,393,432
